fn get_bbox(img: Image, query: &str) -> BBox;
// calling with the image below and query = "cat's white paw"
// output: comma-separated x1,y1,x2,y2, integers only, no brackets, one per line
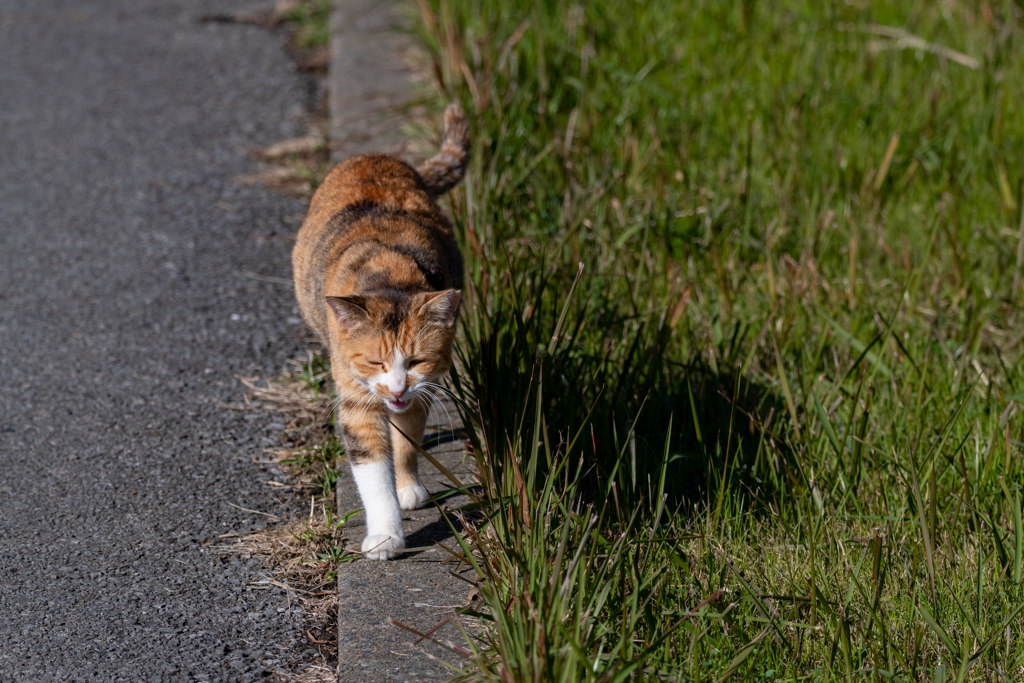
397,483,431,510
361,533,405,561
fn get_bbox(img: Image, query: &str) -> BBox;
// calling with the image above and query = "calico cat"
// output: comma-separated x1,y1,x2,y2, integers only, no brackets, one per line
292,105,469,560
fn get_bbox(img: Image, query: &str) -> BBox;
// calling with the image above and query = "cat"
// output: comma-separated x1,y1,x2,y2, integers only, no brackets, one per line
291,105,469,560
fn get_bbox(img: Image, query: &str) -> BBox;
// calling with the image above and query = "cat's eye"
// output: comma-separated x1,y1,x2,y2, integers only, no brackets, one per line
369,360,386,368
407,359,425,369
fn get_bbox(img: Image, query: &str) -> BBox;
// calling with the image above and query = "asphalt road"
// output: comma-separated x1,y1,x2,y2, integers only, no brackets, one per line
0,2,319,680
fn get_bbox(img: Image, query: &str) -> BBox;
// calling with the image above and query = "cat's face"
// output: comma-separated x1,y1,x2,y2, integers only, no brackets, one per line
326,290,461,413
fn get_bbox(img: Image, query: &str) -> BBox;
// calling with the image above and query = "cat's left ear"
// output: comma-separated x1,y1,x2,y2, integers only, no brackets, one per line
326,296,370,333
416,289,462,328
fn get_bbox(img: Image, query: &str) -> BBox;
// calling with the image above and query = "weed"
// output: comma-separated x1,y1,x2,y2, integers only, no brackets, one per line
411,0,1024,679
281,0,330,50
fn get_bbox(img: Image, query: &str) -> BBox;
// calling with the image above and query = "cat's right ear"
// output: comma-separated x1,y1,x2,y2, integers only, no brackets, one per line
326,296,369,333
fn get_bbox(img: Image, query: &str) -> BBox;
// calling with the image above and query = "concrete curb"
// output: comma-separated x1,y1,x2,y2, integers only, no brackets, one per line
329,0,417,161
328,2,473,680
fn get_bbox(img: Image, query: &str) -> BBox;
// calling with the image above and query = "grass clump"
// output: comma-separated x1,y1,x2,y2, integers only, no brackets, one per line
281,0,331,49
409,0,1024,680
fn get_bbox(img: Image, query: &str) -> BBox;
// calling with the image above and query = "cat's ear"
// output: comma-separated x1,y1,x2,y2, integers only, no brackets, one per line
326,296,369,333
416,289,462,328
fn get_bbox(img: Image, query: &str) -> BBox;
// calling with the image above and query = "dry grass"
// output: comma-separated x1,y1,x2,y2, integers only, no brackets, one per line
271,663,337,683
214,507,348,663
218,353,354,677
240,354,335,448
239,131,331,202
216,0,332,201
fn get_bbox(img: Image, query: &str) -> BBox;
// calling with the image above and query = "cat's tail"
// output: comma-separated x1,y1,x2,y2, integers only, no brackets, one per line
417,104,470,197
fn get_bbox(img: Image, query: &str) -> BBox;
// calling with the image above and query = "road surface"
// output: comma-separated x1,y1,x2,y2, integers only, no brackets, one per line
0,1,315,680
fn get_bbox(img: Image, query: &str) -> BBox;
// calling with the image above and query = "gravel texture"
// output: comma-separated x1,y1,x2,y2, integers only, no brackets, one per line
0,1,318,680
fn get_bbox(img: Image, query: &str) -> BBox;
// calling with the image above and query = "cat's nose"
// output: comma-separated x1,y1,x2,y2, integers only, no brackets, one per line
391,386,406,398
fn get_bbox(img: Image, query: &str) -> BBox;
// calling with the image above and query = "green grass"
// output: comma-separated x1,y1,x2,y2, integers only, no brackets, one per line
295,350,332,395
406,0,1024,680
281,437,344,498
282,0,330,49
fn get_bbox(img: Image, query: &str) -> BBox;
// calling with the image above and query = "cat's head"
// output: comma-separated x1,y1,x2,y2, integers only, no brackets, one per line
325,289,461,413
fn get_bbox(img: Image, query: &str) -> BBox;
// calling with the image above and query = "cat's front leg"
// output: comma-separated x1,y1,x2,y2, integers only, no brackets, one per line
337,400,405,560
391,399,430,510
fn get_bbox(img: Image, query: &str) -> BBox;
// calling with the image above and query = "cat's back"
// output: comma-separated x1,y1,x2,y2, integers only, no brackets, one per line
292,154,463,340
299,154,434,231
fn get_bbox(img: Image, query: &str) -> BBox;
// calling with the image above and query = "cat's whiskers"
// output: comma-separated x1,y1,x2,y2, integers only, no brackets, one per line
417,383,456,436
420,380,459,402
418,393,452,445
422,381,474,429
327,381,379,435
313,393,344,431
314,377,373,427
421,381,463,413
341,381,374,412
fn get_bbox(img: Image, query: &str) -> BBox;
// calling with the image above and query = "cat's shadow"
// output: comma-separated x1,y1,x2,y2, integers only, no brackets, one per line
401,506,468,557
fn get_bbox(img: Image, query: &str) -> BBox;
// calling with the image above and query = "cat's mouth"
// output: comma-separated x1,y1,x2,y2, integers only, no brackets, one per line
385,397,412,412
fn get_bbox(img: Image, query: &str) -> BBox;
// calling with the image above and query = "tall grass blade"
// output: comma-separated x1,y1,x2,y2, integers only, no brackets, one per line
1014,487,1022,584
714,627,770,683
917,602,958,659
813,392,842,458
908,449,937,601
545,262,584,356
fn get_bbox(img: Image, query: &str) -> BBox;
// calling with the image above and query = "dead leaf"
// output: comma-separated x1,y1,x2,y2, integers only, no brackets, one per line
253,135,323,161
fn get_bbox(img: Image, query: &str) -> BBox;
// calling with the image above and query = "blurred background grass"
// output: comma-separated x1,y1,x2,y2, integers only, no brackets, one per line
401,0,1024,680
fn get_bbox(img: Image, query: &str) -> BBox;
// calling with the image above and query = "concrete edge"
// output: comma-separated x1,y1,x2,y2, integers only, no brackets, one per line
329,0,419,162
329,2,470,681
